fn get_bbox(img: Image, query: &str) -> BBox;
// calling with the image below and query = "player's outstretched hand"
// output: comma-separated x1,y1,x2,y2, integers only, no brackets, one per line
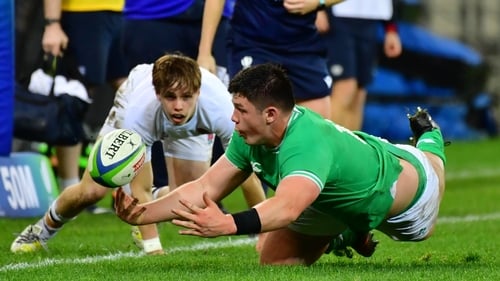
171,192,237,238
113,187,146,225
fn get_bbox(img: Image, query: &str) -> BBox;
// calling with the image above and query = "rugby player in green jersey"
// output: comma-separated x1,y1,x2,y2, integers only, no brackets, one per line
114,63,447,266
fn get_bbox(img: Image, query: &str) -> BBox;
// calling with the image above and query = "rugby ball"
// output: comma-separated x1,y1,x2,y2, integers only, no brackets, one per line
88,129,146,188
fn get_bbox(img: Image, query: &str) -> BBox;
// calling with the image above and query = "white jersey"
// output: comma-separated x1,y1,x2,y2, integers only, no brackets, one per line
331,0,393,21
101,64,235,162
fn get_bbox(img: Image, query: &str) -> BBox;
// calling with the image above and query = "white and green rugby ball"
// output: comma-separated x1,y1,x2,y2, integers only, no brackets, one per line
88,129,146,188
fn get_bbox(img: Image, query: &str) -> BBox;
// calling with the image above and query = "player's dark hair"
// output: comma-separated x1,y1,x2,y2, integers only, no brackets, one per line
152,53,201,97
228,63,295,112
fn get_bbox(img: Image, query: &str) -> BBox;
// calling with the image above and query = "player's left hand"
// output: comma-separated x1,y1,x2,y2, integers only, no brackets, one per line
171,192,237,237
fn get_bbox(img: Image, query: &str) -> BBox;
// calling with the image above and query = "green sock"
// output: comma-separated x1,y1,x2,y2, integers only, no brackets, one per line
416,129,447,165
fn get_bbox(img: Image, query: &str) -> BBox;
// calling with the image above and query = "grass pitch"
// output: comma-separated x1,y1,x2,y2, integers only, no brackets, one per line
1,138,499,280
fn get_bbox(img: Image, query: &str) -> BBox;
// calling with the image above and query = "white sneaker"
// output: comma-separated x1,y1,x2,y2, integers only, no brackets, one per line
11,225,47,253
131,226,143,250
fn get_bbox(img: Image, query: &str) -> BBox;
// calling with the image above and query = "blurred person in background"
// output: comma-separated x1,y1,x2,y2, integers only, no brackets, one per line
42,0,128,213
226,0,345,119
316,0,402,130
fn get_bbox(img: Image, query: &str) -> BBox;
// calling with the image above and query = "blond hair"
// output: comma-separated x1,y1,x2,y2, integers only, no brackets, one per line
152,54,201,97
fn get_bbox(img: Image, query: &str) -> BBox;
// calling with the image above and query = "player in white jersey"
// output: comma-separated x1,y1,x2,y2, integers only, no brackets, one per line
11,54,265,255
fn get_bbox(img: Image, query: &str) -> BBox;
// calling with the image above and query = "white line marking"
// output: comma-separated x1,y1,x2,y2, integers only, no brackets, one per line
2,212,499,273
438,212,500,224
0,237,256,272
446,168,500,181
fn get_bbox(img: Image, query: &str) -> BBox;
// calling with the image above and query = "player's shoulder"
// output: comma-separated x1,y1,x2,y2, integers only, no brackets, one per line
199,67,232,102
128,63,153,80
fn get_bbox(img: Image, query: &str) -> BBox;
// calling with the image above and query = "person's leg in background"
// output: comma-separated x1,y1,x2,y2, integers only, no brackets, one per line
326,17,379,131
55,145,81,190
59,11,128,213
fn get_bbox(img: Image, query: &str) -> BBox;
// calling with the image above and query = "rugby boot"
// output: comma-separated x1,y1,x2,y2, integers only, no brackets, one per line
407,107,440,146
325,230,378,258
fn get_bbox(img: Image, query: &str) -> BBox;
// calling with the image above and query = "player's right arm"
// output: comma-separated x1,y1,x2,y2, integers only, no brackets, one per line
197,0,224,73
114,155,250,225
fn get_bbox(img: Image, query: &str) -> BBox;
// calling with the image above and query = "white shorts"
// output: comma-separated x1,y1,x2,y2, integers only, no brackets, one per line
162,134,214,162
383,144,441,241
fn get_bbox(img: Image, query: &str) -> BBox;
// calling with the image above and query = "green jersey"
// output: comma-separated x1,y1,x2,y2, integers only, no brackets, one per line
226,106,422,232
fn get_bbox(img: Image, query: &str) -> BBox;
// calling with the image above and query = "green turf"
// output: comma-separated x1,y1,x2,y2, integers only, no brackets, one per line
1,138,499,280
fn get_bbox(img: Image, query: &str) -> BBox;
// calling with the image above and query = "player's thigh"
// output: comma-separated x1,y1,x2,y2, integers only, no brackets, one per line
259,206,346,265
164,134,214,188
165,157,210,188
77,168,110,200
259,228,332,265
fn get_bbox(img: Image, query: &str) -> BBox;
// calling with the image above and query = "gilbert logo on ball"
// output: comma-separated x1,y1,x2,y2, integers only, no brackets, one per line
88,129,146,188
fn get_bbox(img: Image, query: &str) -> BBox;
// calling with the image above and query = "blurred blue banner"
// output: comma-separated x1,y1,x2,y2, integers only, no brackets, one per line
0,152,59,217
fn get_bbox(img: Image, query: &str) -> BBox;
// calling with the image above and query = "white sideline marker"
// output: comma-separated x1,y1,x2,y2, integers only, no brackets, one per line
446,168,500,181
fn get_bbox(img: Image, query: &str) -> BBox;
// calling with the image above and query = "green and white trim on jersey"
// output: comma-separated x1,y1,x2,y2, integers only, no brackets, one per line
284,171,323,191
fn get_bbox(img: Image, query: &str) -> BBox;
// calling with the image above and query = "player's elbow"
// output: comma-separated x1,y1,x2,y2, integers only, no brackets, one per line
280,206,304,225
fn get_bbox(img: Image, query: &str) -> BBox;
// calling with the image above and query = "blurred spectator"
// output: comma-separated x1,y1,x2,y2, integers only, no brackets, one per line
122,0,225,73
317,0,402,130
42,0,128,213
227,0,344,119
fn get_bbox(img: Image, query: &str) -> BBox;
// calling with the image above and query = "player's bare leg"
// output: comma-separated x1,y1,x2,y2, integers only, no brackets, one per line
330,78,366,130
259,228,332,265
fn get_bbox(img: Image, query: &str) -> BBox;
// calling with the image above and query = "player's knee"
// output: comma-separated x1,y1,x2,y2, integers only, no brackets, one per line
154,186,170,198
82,182,109,203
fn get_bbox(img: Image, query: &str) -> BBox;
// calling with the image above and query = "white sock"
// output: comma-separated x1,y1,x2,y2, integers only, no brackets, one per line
35,217,60,241
152,187,161,199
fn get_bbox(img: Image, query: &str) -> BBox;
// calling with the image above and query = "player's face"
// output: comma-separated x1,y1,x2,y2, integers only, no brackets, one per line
157,87,200,125
231,95,268,145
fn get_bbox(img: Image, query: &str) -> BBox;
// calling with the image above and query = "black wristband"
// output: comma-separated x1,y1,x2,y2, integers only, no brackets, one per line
44,18,60,26
231,208,262,235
